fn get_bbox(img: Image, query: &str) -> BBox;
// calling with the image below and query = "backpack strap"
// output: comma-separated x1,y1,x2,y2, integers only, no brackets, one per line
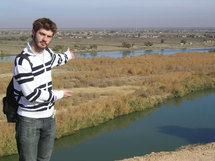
11,77,23,103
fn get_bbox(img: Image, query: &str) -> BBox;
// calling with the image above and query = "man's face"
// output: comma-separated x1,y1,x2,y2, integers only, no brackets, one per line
32,28,53,50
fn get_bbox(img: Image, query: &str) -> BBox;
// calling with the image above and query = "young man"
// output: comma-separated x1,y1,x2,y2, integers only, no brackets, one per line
14,18,74,161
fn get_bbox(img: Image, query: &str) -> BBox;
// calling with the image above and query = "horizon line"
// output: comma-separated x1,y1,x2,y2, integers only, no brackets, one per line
0,26,215,30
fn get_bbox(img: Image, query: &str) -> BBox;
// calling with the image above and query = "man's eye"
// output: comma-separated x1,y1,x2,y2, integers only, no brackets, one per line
40,32,45,36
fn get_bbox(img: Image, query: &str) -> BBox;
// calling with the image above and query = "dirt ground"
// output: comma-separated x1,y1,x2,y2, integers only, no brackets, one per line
120,142,215,161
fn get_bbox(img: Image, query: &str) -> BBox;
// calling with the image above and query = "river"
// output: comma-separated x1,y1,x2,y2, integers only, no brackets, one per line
0,47,214,62
1,89,215,161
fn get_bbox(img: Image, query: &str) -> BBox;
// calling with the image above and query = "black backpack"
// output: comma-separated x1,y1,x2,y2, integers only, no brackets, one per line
2,79,22,122
2,54,32,122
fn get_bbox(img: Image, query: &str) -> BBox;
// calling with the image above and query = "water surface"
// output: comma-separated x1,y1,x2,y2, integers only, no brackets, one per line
0,47,214,62
52,89,215,161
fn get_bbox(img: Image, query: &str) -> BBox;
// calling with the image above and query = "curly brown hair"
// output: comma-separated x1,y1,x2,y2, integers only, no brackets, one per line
33,18,57,35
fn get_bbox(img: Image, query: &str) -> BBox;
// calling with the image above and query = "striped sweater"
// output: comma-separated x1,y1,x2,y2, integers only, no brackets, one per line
13,42,72,118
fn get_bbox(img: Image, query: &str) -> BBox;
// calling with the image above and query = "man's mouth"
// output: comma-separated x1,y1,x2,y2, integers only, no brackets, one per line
40,41,47,46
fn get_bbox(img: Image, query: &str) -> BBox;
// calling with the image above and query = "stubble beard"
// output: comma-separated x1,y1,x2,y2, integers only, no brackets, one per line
33,38,48,52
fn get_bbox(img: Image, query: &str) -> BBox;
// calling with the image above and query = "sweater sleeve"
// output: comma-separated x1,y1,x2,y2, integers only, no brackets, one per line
52,90,64,100
50,50,72,68
13,57,55,103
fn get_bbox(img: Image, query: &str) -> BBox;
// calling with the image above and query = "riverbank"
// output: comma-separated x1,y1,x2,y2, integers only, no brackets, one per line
1,42,215,57
120,142,215,161
1,52,215,157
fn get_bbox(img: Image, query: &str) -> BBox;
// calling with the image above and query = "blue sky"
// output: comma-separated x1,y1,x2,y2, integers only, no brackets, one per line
0,0,215,28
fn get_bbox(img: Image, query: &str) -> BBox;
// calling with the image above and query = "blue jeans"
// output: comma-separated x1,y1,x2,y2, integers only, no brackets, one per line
16,115,56,161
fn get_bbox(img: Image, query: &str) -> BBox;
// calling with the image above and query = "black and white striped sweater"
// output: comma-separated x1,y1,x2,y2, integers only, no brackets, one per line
13,42,72,118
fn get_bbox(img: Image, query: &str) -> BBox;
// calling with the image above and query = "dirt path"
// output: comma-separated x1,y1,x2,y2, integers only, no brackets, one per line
120,142,215,161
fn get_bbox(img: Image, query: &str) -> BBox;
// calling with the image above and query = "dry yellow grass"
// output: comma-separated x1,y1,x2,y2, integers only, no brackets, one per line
1,52,215,156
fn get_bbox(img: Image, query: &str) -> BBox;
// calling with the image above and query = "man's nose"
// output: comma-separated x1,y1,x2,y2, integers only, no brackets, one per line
42,35,48,41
